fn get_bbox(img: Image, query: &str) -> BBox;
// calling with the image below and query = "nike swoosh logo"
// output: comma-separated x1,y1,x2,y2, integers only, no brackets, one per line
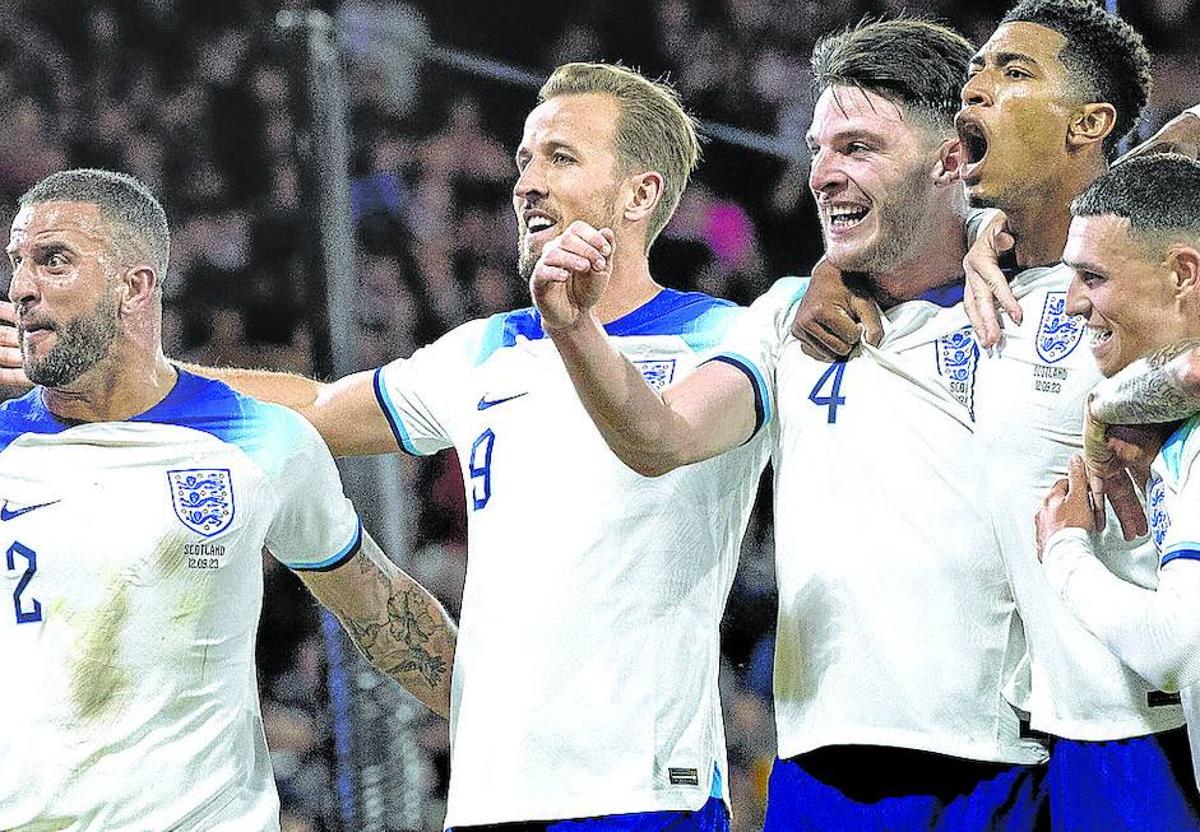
0,499,61,521
477,392,529,410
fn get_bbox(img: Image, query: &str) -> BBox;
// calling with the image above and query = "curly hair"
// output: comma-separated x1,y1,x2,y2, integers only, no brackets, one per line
811,17,974,132
1001,0,1152,158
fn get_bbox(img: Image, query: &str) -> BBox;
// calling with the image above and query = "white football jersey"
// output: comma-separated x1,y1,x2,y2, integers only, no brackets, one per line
1042,415,1200,793
1147,417,1200,791
969,265,1183,739
712,277,1045,765
374,290,770,828
0,370,362,832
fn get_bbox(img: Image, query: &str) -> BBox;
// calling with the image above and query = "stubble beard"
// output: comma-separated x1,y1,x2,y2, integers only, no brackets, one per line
517,232,538,281
828,164,934,276
23,293,119,388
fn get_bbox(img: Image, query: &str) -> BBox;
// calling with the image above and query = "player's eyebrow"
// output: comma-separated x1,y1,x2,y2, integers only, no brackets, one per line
971,49,1041,69
515,139,582,167
1063,255,1105,276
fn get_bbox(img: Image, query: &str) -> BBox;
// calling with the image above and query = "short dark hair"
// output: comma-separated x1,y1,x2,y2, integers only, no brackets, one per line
20,168,170,276
1001,0,1151,157
811,18,974,131
1072,154,1200,243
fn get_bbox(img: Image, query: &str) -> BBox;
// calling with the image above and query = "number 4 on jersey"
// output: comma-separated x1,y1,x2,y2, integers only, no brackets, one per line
808,361,848,423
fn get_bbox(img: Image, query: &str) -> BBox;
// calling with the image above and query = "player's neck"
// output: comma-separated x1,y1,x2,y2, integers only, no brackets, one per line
870,215,968,308
43,348,178,423
594,252,661,324
1006,200,1072,269
1007,159,1106,269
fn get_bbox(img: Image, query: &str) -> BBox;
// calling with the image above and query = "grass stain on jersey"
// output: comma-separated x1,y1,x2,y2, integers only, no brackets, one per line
155,530,189,579
69,584,131,721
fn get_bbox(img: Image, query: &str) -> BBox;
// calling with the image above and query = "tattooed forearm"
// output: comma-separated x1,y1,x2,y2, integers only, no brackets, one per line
298,533,456,718
343,588,451,690
1090,339,1200,425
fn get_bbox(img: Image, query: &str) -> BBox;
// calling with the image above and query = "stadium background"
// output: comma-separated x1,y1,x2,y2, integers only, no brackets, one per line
1,0,1195,829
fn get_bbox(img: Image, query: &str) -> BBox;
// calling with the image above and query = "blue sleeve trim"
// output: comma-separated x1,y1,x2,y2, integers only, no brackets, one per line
1161,548,1200,567
1160,416,1200,484
372,367,420,456
706,353,770,440
288,518,364,572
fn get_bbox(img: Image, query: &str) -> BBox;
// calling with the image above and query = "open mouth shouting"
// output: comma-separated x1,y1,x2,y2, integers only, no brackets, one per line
956,115,990,185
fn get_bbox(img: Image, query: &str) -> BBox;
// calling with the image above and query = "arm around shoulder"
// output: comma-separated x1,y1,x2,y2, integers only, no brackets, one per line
183,362,402,456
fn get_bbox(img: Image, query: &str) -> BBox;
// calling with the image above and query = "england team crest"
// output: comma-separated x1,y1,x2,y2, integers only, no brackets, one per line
168,469,235,537
634,359,677,392
936,327,979,419
1147,473,1169,550
1036,292,1084,364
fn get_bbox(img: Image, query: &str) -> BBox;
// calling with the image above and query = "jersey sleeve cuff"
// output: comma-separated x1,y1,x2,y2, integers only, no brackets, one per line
700,352,768,441
1162,542,1200,568
705,353,772,440
372,367,421,456
286,517,364,572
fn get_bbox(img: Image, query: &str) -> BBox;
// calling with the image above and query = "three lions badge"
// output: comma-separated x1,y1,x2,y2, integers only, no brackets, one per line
168,469,235,537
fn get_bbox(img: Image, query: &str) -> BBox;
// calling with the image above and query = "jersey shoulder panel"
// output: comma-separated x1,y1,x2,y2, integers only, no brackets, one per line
605,288,740,352
129,369,314,477
1159,414,1200,491
132,370,361,570
0,388,70,452
473,290,746,364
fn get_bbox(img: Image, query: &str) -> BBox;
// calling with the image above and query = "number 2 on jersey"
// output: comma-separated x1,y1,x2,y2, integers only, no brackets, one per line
7,541,42,624
808,361,848,423
469,428,495,510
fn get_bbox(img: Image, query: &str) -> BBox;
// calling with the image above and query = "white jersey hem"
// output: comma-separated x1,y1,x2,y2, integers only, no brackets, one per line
444,787,722,829
776,728,1048,767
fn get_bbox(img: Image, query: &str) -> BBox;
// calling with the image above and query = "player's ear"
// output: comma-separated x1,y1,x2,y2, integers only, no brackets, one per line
932,136,964,185
1168,244,1200,301
1067,103,1116,152
120,264,159,313
624,170,663,224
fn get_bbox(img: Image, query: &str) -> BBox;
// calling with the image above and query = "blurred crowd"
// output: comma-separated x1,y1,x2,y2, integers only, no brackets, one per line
1,0,1197,828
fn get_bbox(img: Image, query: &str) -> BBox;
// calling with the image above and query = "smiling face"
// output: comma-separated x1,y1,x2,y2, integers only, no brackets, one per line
513,92,628,279
1063,213,1189,378
957,22,1080,212
807,85,947,275
6,201,122,388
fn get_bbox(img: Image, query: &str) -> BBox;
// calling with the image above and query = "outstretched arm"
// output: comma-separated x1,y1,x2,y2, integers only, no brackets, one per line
296,530,456,718
531,221,757,476
0,299,401,456
183,366,402,458
1114,105,1200,164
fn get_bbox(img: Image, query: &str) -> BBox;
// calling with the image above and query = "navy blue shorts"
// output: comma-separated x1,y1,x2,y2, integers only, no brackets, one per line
763,746,1044,831
1046,726,1200,831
